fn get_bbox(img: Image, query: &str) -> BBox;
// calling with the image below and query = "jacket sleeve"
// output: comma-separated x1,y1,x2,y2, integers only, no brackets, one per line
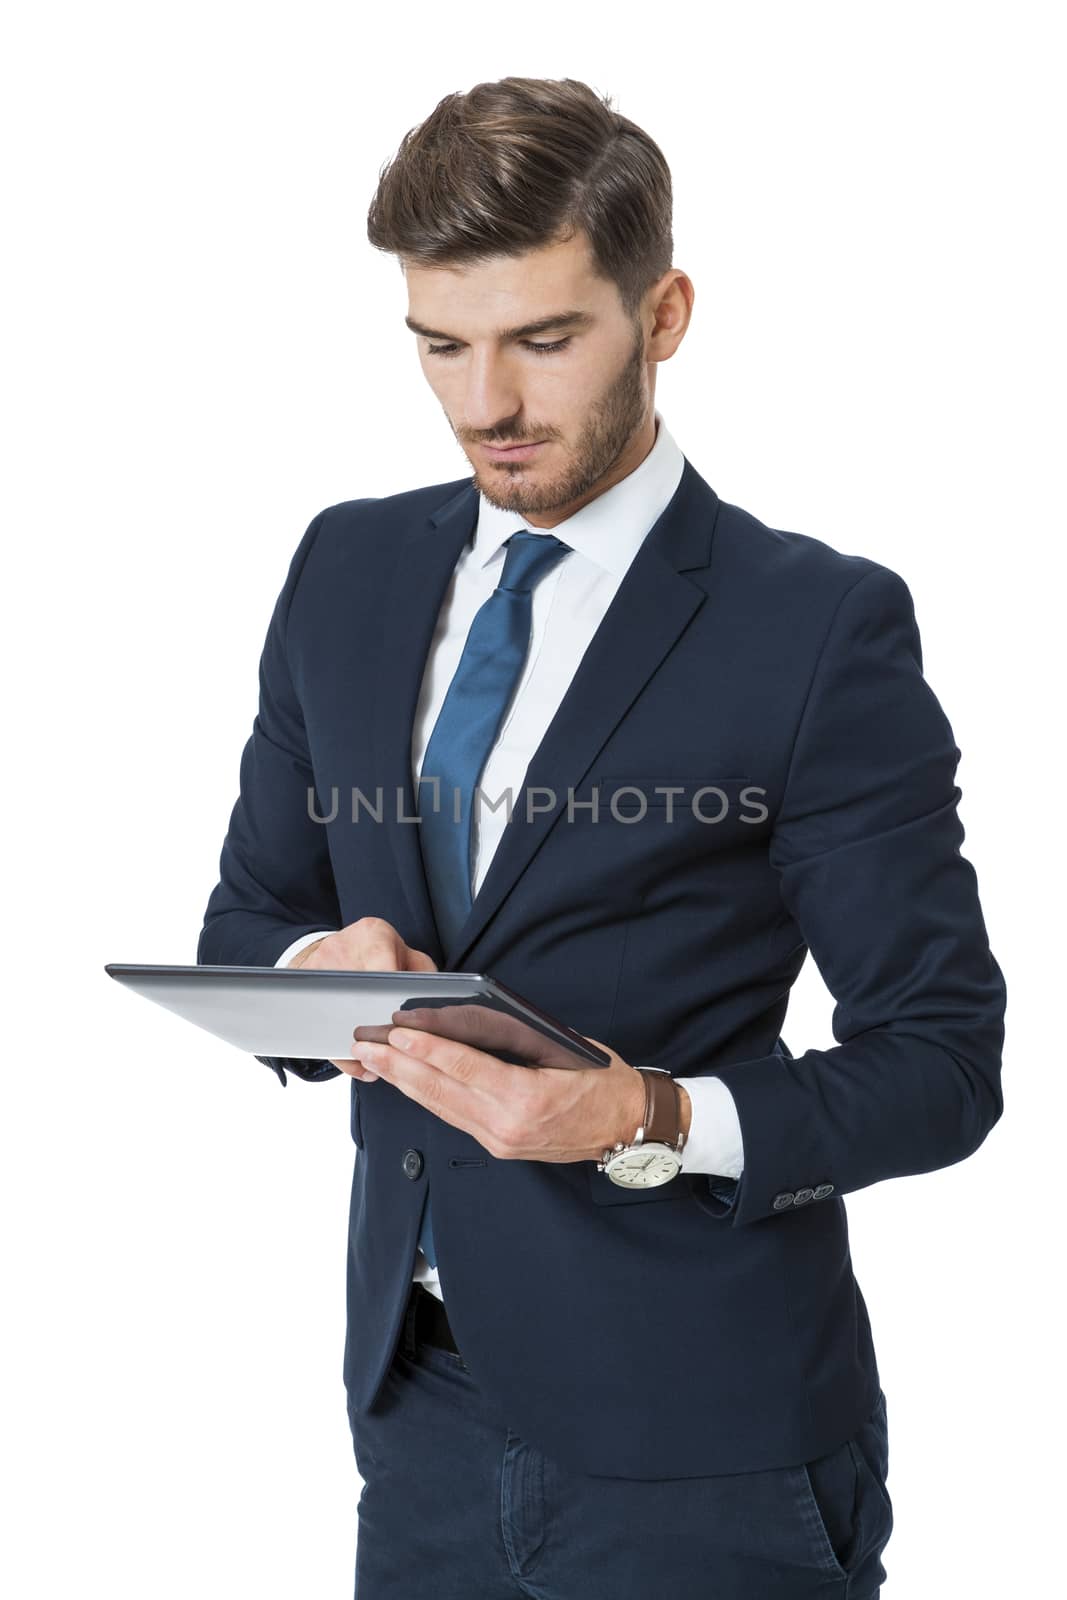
703,563,1006,1224
196,508,343,1087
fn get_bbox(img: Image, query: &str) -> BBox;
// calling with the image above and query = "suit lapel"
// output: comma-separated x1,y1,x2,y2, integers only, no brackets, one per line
370,459,720,971
369,479,477,963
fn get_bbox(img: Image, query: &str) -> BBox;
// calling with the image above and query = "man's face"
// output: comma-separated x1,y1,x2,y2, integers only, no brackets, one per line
404,230,652,519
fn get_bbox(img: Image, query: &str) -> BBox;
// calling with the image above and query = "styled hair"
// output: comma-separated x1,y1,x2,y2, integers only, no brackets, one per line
366,76,673,318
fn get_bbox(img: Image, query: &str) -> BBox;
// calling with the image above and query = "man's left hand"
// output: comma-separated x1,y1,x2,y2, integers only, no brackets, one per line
329,1028,662,1164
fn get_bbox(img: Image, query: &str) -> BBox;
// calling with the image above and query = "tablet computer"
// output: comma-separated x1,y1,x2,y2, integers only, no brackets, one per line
104,964,612,1071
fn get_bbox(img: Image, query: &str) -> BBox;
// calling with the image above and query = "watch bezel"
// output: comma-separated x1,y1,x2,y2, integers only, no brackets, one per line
598,1138,684,1187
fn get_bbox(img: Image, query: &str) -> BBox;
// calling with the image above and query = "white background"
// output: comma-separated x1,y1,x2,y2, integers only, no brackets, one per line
2,3,1062,1594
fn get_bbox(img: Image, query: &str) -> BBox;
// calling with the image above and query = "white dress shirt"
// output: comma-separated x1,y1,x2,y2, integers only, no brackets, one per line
276,411,745,1303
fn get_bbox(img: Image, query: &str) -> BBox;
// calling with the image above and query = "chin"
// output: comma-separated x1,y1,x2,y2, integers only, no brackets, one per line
475,455,569,503
475,479,531,513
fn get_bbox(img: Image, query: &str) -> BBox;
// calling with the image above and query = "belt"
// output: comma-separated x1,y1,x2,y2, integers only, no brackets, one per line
407,1280,463,1358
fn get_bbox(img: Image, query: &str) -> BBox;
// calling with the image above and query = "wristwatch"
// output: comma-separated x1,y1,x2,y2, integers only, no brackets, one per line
597,1066,686,1188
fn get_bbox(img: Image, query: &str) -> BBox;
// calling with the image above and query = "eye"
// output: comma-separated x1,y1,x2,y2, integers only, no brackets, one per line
425,338,572,359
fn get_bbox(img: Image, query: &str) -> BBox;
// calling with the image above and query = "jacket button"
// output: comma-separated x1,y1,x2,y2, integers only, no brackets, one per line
772,1191,795,1210
793,1187,815,1205
402,1149,424,1180
813,1183,834,1199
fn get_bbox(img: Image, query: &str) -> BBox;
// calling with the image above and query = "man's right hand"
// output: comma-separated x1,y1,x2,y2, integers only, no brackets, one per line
287,917,438,1080
287,917,438,975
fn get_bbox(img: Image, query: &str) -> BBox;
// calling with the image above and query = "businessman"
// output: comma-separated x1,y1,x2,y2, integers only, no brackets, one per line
198,76,1006,1598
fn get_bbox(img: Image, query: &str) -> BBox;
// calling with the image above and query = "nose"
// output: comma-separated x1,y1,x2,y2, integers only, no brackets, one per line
460,351,524,436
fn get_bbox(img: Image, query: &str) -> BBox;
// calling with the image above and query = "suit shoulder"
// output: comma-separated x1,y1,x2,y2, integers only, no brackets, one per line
712,494,912,615
290,475,473,591
314,475,473,541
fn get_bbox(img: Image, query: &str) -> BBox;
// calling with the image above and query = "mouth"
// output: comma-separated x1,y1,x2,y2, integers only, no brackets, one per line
479,440,548,462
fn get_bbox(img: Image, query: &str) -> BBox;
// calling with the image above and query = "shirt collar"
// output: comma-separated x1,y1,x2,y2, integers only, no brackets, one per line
471,409,685,579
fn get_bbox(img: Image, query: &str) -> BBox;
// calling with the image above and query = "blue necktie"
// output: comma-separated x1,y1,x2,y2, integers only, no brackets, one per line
414,530,571,1269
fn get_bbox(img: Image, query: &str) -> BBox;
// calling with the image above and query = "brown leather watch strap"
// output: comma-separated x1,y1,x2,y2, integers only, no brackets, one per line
637,1068,683,1148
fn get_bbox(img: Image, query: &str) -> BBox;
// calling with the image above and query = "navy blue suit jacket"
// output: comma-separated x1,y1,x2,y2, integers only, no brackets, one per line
198,458,1006,1478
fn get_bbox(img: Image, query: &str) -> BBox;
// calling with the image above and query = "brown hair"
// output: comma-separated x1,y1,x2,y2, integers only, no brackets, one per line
366,76,673,319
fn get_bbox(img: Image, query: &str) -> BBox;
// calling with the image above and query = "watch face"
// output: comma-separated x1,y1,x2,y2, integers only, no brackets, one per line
605,1143,682,1187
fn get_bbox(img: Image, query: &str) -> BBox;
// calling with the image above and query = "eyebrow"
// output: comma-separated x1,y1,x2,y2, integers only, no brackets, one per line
404,310,594,343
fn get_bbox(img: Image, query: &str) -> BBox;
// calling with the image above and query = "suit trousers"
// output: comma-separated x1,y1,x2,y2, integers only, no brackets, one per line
347,1283,895,1599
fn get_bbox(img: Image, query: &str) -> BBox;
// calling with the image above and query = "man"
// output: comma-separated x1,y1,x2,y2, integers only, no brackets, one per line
198,76,1006,1597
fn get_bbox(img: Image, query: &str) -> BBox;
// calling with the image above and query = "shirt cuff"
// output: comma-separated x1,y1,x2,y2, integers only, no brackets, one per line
675,1075,745,1178
274,930,335,968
